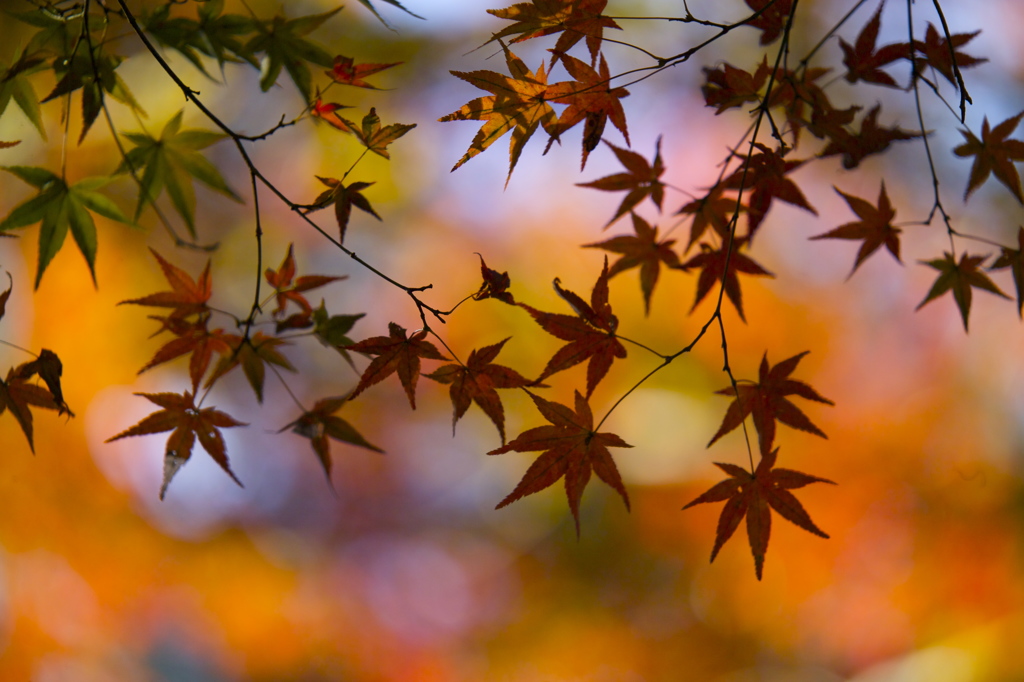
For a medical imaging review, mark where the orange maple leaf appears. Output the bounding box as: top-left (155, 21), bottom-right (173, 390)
top-left (345, 322), bottom-right (449, 408)
top-left (106, 391), bottom-right (246, 500)
top-left (120, 249), bottom-right (211, 318)
top-left (519, 257), bottom-right (626, 397)
top-left (708, 351), bottom-right (833, 456)
top-left (810, 182), bottom-right (902, 276)
top-left (489, 390), bottom-right (631, 535)
top-left (426, 338), bottom-right (532, 443)
top-left (584, 213), bottom-right (679, 315)
top-left (439, 45), bottom-right (559, 183)
top-left (577, 138), bottom-right (665, 227)
top-left (683, 448), bottom-right (834, 579)
top-left (337, 107), bottom-right (416, 159)
top-left (136, 316), bottom-right (232, 392)
top-left (264, 244), bottom-right (345, 317)
top-left (916, 251), bottom-right (1009, 331)
top-left (281, 396), bottom-right (382, 483)
top-left (310, 96), bottom-right (354, 133)
top-left (486, 0), bottom-right (620, 65)
top-left (953, 111), bottom-right (1024, 204)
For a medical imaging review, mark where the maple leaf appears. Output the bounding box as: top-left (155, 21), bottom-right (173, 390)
top-left (953, 112), bottom-right (1024, 204)
top-left (676, 188), bottom-right (743, 252)
top-left (13, 349), bottom-right (71, 417)
top-left (839, 3), bottom-right (913, 88)
top-left (356, 0), bottom-right (424, 26)
top-left (426, 338), bottom-right (532, 443)
top-left (310, 97), bottom-right (354, 133)
top-left (325, 55), bottom-right (403, 89)
top-left (0, 364), bottom-right (62, 453)
top-left (916, 252), bottom-right (1009, 331)
top-left (810, 182), bottom-right (901, 276)
top-left (489, 390), bottom-right (631, 535)
top-left (683, 448), bottom-right (834, 580)
top-left (577, 138), bottom-right (665, 227)
top-left (106, 391), bottom-right (245, 500)
top-left (136, 317), bottom-right (232, 393)
top-left (281, 396), bottom-right (382, 483)
top-left (769, 67), bottom-right (838, 144)
top-left (243, 7), bottom-right (340, 100)
top-left (707, 351), bottom-right (834, 456)
top-left (0, 166), bottom-right (132, 288)
top-left (119, 249), bottom-right (212, 320)
top-left (338, 108), bottom-right (416, 159)
top-left (486, 0), bottom-right (621, 65)
top-left (473, 254), bottom-right (515, 304)
top-left (584, 213), bottom-right (680, 314)
top-left (545, 54), bottom-right (629, 169)
top-left (820, 104), bottom-right (921, 170)
top-left (439, 45), bottom-right (559, 184)
top-left (142, 1), bottom-right (259, 77)
top-left (744, 0), bottom-right (793, 45)
top-left (308, 176), bottom-right (381, 245)
top-left (0, 274), bottom-right (10, 322)
top-left (677, 237), bottom-right (773, 322)
top-left (701, 58), bottom-right (769, 115)
top-left (311, 302), bottom-right (364, 368)
top-left (724, 144), bottom-right (815, 238)
top-left (914, 23), bottom-right (987, 87)
top-left (345, 322), bottom-right (449, 409)
top-left (0, 47), bottom-right (47, 139)
top-left (205, 332), bottom-right (296, 403)
top-left (264, 244), bottom-right (345, 317)
top-left (520, 258), bottom-right (626, 397)
top-left (118, 111), bottom-right (241, 237)
top-left (989, 226), bottom-right (1024, 317)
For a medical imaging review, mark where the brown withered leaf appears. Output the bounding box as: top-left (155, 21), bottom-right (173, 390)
top-left (309, 176), bottom-right (381, 244)
top-left (281, 396), bottom-right (382, 483)
top-left (0, 364), bottom-right (61, 453)
top-left (473, 254), bottom-right (515, 304)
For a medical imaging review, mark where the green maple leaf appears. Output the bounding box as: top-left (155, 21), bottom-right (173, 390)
top-left (243, 7), bottom-right (341, 101)
top-left (142, 0), bottom-right (259, 77)
top-left (0, 166), bottom-right (132, 288)
top-left (118, 111), bottom-right (241, 237)
top-left (0, 47), bottom-right (47, 139)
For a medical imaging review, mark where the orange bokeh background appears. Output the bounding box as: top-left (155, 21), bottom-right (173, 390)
top-left (1, 0), bottom-right (1023, 679)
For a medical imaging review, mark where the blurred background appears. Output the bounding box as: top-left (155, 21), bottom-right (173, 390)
top-left (1, 0), bottom-right (1024, 679)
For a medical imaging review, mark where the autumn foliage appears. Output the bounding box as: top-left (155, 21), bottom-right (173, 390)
top-left (1, 0), bottom-right (1021, 592)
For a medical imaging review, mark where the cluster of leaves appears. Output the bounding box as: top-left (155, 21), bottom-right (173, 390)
top-left (1, 0), bottom-right (1021, 582)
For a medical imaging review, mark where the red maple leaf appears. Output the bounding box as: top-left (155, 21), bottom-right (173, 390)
top-left (545, 53), bottom-right (629, 169)
top-left (137, 316), bottom-right (233, 392)
top-left (953, 111), bottom-right (1024, 204)
top-left (820, 104), bottom-right (921, 169)
top-left (989, 226), bottom-right (1024, 317)
top-left (914, 23), bottom-right (987, 87)
top-left (701, 58), bottom-right (769, 115)
top-left (577, 138), bottom-right (665, 227)
top-left (916, 251), bottom-right (1009, 331)
top-left (725, 144), bottom-right (816, 238)
top-left (473, 254), bottom-right (515, 305)
top-left (106, 391), bottom-right (246, 500)
top-left (120, 249), bottom-right (211, 318)
top-left (676, 188), bottom-right (744, 252)
top-left (520, 258), bottom-right (626, 397)
top-left (584, 213), bottom-right (680, 314)
top-left (345, 322), bottom-right (448, 408)
top-left (744, 0), bottom-right (792, 45)
top-left (489, 390), bottom-right (631, 534)
top-left (281, 396), bottom-right (382, 483)
top-left (0, 364), bottom-right (61, 453)
top-left (425, 338), bottom-right (532, 443)
top-left (677, 237), bottom-right (773, 322)
top-left (310, 96), bottom-right (353, 132)
top-left (308, 175), bottom-right (381, 244)
top-left (683, 448), bottom-right (834, 579)
top-left (264, 244), bottom-right (345, 317)
top-left (325, 55), bottom-right (401, 89)
top-left (839, 3), bottom-right (913, 87)
top-left (708, 351), bottom-right (833, 455)
top-left (810, 182), bottom-right (902, 276)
